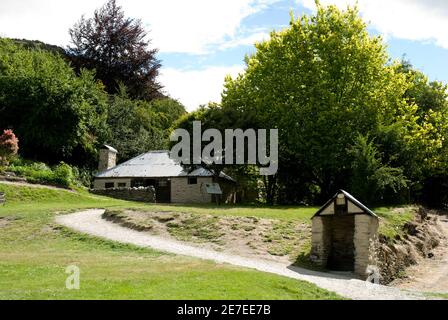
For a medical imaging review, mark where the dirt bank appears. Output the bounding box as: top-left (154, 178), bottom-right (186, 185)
top-left (378, 208), bottom-right (445, 284)
top-left (102, 209), bottom-right (312, 266)
top-left (390, 213), bottom-right (448, 293)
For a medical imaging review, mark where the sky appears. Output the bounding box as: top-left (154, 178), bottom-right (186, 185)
top-left (1, 0), bottom-right (448, 111)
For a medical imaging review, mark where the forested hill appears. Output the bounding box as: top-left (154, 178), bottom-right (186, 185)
top-left (9, 38), bottom-right (67, 57)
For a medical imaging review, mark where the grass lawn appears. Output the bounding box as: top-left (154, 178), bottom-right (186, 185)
top-left (0, 183), bottom-right (343, 300)
top-left (425, 292), bottom-right (448, 300)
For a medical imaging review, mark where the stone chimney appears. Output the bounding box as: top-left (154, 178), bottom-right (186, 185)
top-left (98, 145), bottom-right (118, 172)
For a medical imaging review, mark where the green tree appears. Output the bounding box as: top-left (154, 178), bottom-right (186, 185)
top-left (221, 3), bottom-right (426, 204)
top-left (149, 98), bottom-right (187, 131)
top-left (398, 59), bottom-right (448, 114)
top-left (106, 88), bottom-right (171, 162)
top-left (0, 38), bottom-right (108, 165)
top-left (349, 134), bottom-right (408, 205)
top-left (69, 0), bottom-right (162, 100)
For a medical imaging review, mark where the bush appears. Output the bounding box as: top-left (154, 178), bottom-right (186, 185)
top-left (0, 129), bottom-right (19, 165)
top-left (0, 38), bottom-right (108, 165)
top-left (349, 134), bottom-right (409, 205)
top-left (53, 162), bottom-right (75, 187)
top-left (7, 160), bottom-right (78, 188)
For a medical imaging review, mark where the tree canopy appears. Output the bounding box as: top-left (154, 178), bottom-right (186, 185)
top-left (172, 4), bottom-right (448, 206)
top-left (0, 38), bottom-right (109, 165)
top-left (69, 0), bottom-right (162, 100)
top-left (0, 38), bottom-right (186, 168)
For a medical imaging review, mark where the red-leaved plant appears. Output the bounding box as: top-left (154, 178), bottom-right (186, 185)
top-left (0, 129), bottom-right (19, 166)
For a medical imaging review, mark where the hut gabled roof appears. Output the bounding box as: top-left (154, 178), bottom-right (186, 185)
top-left (312, 190), bottom-right (378, 218)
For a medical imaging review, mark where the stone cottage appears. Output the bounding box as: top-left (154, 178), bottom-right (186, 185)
top-left (93, 145), bottom-right (236, 204)
top-left (310, 190), bottom-right (379, 279)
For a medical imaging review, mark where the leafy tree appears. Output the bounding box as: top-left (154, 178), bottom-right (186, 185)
top-left (0, 38), bottom-right (108, 165)
top-left (69, 0), bottom-right (162, 100)
top-left (106, 88), bottom-right (169, 162)
top-left (0, 129), bottom-right (19, 165)
top-left (149, 98), bottom-right (187, 131)
top-left (169, 105), bottom-right (226, 176)
top-left (349, 134), bottom-right (408, 205)
top-left (394, 60), bottom-right (448, 207)
top-left (220, 3), bottom-right (434, 204)
top-left (398, 59), bottom-right (448, 114)
top-left (170, 103), bottom-right (272, 203)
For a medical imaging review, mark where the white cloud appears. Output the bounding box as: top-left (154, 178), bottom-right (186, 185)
top-left (0, 0), bottom-right (278, 54)
top-left (0, 0), bottom-right (103, 47)
top-left (218, 31), bottom-right (269, 50)
top-left (160, 65), bottom-right (244, 111)
top-left (125, 0), bottom-right (279, 54)
top-left (298, 0), bottom-right (448, 49)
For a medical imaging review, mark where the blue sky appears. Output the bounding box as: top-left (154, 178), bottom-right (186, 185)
top-left (1, 0), bottom-right (448, 110)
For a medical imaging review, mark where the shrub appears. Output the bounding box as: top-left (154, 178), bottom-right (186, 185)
top-left (0, 129), bottom-right (19, 165)
top-left (53, 162), bottom-right (75, 187)
top-left (7, 160), bottom-right (77, 188)
top-left (349, 134), bottom-right (409, 205)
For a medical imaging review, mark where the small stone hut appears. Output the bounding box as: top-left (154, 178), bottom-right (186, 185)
top-left (310, 190), bottom-right (379, 279)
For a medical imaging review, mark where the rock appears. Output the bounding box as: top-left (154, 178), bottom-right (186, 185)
top-left (404, 221), bottom-right (419, 236)
top-left (418, 207), bottom-right (428, 221)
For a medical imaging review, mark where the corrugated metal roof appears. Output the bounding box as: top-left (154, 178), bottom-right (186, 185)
top-left (95, 151), bottom-right (234, 181)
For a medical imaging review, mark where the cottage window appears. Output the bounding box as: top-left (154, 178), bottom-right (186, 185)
top-left (117, 183), bottom-right (126, 188)
top-left (188, 177), bottom-right (198, 185)
top-left (105, 182), bottom-right (114, 189)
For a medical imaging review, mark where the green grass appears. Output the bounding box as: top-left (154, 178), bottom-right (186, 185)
top-left (424, 292), bottom-right (448, 300)
top-left (166, 215), bottom-right (224, 244)
top-left (0, 183), bottom-right (342, 300)
top-left (375, 207), bottom-right (416, 242)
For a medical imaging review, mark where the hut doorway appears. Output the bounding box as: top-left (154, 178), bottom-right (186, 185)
top-left (325, 215), bottom-right (355, 271)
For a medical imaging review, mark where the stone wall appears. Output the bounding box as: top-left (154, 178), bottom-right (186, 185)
top-left (311, 214), bottom-right (379, 279)
top-left (310, 216), bottom-right (331, 266)
top-left (93, 176), bottom-right (235, 204)
top-left (354, 215), bottom-right (379, 277)
top-left (170, 177), bottom-right (212, 203)
top-left (91, 188), bottom-right (155, 203)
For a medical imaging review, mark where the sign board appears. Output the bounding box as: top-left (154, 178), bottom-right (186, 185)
top-left (204, 183), bottom-right (222, 195)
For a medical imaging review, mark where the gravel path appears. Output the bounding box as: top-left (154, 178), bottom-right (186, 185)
top-left (56, 209), bottom-right (424, 300)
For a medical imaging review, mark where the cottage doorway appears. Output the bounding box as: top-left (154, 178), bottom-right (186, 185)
top-left (155, 179), bottom-right (171, 203)
top-left (326, 215), bottom-right (355, 271)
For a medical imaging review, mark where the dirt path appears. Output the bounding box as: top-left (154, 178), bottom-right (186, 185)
top-left (393, 215), bottom-right (448, 294)
top-left (56, 209), bottom-right (424, 300)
